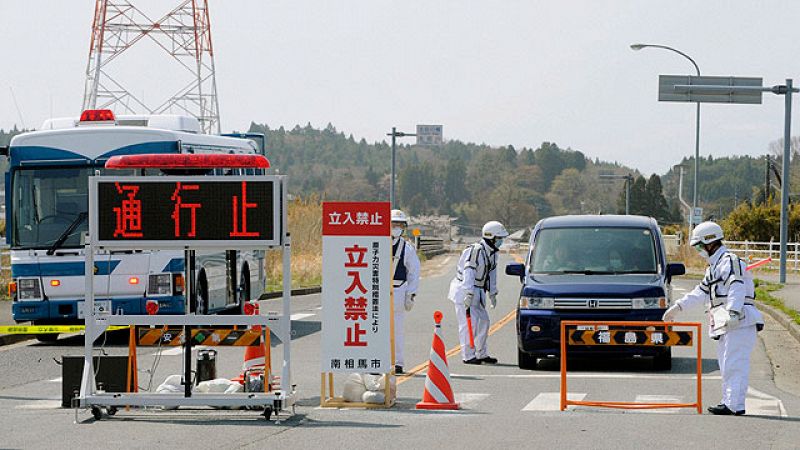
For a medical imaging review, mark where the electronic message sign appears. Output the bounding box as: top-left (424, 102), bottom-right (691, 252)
top-left (89, 176), bottom-right (283, 249)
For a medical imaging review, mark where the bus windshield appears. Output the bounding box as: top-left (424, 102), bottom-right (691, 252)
top-left (530, 227), bottom-right (659, 275)
top-left (12, 167), bottom-right (134, 249)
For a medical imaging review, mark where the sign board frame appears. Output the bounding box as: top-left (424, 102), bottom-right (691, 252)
top-left (319, 201), bottom-right (395, 408)
top-left (659, 75), bottom-right (763, 104)
top-left (88, 175), bottom-right (284, 250)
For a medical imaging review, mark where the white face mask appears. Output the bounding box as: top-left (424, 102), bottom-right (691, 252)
top-left (392, 227), bottom-right (404, 238)
top-left (694, 244), bottom-right (709, 260)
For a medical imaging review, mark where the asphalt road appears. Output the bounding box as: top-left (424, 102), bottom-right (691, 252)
top-left (0, 253), bottom-right (798, 449)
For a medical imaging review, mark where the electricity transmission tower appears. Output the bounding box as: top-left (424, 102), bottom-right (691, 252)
top-left (82, 0), bottom-right (221, 133)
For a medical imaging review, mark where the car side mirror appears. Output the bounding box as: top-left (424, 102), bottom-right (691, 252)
top-left (505, 263), bottom-right (525, 282)
top-left (666, 263), bottom-right (685, 283)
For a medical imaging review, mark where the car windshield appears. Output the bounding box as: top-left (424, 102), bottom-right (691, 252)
top-left (12, 167), bottom-right (134, 249)
top-left (530, 226), bottom-right (659, 274)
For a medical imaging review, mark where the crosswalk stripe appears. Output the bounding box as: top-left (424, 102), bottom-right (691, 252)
top-left (290, 313), bottom-right (315, 321)
top-left (518, 390), bottom-right (787, 416)
top-left (15, 400), bottom-right (62, 410)
top-left (632, 395), bottom-right (683, 413)
top-left (454, 393), bottom-right (490, 409)
top-left (746, 387), bottom-right (787, 417)
top-left (522, 392), bottom-right (587, 411)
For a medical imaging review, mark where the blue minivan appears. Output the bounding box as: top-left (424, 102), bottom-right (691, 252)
top-left (505, 215), bottom-right (685, 370)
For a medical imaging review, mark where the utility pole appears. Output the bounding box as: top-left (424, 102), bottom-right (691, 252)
top-left (386, 128), bottom-right (416, 209)
top-left (83, 0), bottom-right (221, 133)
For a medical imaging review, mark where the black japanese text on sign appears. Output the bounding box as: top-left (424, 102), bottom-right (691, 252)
top-left (92, 176), bottom-right (281, 248)
top-left (567, 328), bottom-right (693, 346)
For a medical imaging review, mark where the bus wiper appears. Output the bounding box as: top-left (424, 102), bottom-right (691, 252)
top-left (46, 212), bottom-right (88, 255)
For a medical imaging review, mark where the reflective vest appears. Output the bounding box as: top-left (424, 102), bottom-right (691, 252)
top-left (455, 241), bottom-right (496, 290)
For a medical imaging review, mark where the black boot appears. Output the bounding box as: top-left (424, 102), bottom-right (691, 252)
top-left (479, 356), bottom-right (498, 364)
top-left (707, 404), bottom-right (745, 416)
top-left (463, 358), bottom-right (482, 365)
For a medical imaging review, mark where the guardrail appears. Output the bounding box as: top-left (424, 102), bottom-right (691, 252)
top-left (725, 239), bottom-right (800, 271)
top-left (415, 236), bottom-right (446, 258)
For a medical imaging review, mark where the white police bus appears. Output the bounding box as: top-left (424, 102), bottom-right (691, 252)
top-left (3, 110), bottom-right (267, 340)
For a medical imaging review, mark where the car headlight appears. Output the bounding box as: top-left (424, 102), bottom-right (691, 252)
top-left (147, 274), bottom-right (172, 295)
top-left (632, 297), bottom-right (667, 309)
top-left (17, 278), bottom-right (42, 300)
top-left (519, 296), bottom-right (555, 309)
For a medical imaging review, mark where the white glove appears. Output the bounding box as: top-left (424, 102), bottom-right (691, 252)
top-left (662, 303), bottom-right (682, 322)
top-left (727, 310), bottom-right (742, 330)
top-left (489, 293), bottom-right (497, 309)
top-left (464, 291), bottom-right (474, 308)
top-left (404, 293), bottom-right (415, 312)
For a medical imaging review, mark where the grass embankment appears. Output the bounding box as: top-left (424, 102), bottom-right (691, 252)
top-left (754, 279), bottom-right (800, 326)
top-left (265, 196), bottom-right (322, 291)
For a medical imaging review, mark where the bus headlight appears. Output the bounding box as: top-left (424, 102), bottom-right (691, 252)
top-left (17, 278), bottom-right (42, 300)
top-left (632, 297), bottom-right (667, 309)
top-left (520, 296), bottom-right (554, 309)
top-left (147, 274), bottom-right (172, 295)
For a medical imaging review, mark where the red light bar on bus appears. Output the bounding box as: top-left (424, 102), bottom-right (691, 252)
top-left (105, 153), bottom-right (271, 169)
top-left (80, 109), bottom-right (116, 122)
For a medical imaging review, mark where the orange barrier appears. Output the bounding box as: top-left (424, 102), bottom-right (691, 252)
top-left (559, 320), bottom-right (703, 414)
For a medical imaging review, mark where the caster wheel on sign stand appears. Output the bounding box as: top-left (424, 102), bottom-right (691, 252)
top-left (107, 406), bottom-right (117, 416)
top-left (91, 406), bottom-right (103, 421)
top-left (263, 406), bottom-right (273, 422)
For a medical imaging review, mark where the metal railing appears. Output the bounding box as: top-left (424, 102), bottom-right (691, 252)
top-left (415, 236), bottom-right (446, 258)
top-left (725, 239), bottom-right (800, 271)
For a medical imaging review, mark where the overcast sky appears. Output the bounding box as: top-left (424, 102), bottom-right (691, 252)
top-left (2, 1), bottom-right (800, 174)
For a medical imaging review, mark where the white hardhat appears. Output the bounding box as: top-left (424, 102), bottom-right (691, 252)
top-left (391, 209), bottom-right (409, 224)
top-left (482, 221), bottom-right (509, 239)
top-left (690, 221), bottom-right (724, 246)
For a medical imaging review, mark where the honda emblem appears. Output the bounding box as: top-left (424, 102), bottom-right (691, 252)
top-left (588, 299), bottom-right (599, 308)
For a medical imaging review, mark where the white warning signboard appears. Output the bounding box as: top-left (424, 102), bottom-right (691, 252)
top-left (320, 202), bottom-right (393, 373)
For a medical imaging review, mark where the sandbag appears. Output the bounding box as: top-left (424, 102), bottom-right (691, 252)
top-left (342, 373), bottom-right (367, 402)
top-left (195, 378), bottom-right (243, 394)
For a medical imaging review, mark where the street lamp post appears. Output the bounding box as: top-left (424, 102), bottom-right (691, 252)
top-left (387, 127), bottom-right (416, 209)
top-left (631, 43), bottom-right (701, 231)
top-left (598, 173), bottom-right (633, 214)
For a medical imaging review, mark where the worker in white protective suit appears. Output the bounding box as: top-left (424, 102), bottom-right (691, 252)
top-left (390, 209), bottom-right (420, 374)
top-left (448, 221), bottom-right (508, 365)
top-left (662, 221), bottom-right (764, 416)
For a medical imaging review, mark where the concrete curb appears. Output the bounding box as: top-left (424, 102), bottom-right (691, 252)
top-left (260, 286), bottom-right (321, 300)
top-left (757, 300), bottom-right (800, 344)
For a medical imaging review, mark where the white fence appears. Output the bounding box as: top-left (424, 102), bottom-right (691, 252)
top-left (725, 240), bottom-right (800, 271)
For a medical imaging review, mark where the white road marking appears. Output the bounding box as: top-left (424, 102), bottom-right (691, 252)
top-left (672, 288), bottom-right (688, 293)
top-left (16, 400), bottom-right (62, 410)
top-left (48, 377), bottom-right (62, 383)
top-left (453, 393), bottom-right (490, 409)
top-left (290, 313), bottom-right (315, 321)
top-left (632, 395), bottom-right (683, 413)
top-left (450, 373), bottom-right (721, 381)
top-left (522, 392), bottom-right (587, 411)
top-left (746, 387), bottom-right (787, 417)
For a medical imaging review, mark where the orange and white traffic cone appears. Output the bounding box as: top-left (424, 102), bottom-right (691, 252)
top-left (232, 301), bottom-right (266, 385)
top-left (416, 310), bottom-right (459, 410)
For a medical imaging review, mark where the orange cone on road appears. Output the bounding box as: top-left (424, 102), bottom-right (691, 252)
top-left (416, 310), bottom-right (459, 410)
top-left (232, 301), bottom-right (267, 385)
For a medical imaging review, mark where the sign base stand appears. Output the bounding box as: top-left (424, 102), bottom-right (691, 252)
top-left (319, 372), bottom-right (396, 409)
